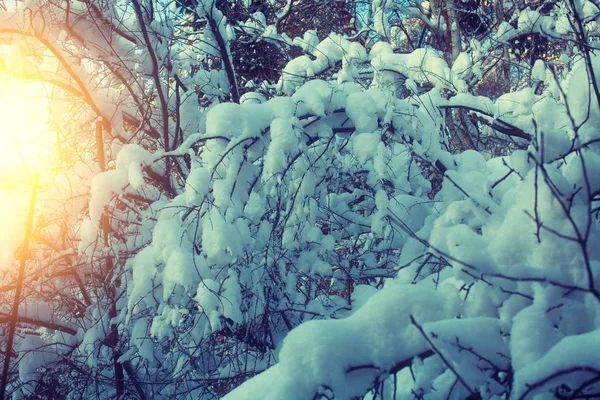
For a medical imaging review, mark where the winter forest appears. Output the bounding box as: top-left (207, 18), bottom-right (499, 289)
top-left (0, 0), bottom-right (599, 398)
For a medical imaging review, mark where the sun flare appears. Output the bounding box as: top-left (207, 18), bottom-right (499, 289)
top-left (0, 80), bottom-right (57, 190)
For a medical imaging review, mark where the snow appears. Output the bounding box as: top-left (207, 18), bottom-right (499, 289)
top-left (372, 0), bottom-right (390, 37)
top-left (371, 47), bottom-right (460, 92)
top-left (205, 102), bottom-right (263, 139)
top-left (293, 29), bottom-right (319, 53)
top-left (518, 9), bottom-right (542, 32)
top-left (352, 132), bottom-right (381, 163)
top-left (264, 117), bottom-right (300, 176)
top-left (513, 328), bottom-right (600, 399)
top-left (532, 60), bottom-right (546, 81)
top-left (346, 92), bottom-right (379, 133)
top-left (131, 317), bottom-right (154, 361)
top-left (224, 283), bottom-right (459, 400)
top-left (201, 208), bottom-right (243, 263)
top-left (244, 191), bottom-right (266, 223)
top-left (17, 336), bottom-right (59, 394)
top-left (89, 170), bottom-right (128, 224)
top-left (185, 166), bottom-right (210, 206)
top-left (116, 144), bottom-right (154, 190)
top-left (424, 317), bottom-right (510, 392)
top-left (279, 35), bottom-right (368, 94)
top-left (128, 246), bottom-right (159, 311)
top-left (510, 304), bottom-right (561, 371)
top-left (5, 0), bottom-right (600, 398)
top-left (292, 80), bottom-right (335, 116)
top-left (452, 52), bottom-right (472, 80)
top-left (566, 54), bottom-right (600, 143)
top-left (194, 278), bottom-right (224, 330)
top-left (494, 22), bottom-right (518, 43)
top-left (163, 247), bottom-right (199, 294)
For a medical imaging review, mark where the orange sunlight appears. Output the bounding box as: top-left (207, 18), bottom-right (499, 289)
top-left (0, 80), bottom-right (56, 268)
top-left (0, 80), bottom-right (56, 192)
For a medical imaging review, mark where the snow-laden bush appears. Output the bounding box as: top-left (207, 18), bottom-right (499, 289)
top-left (122, 42), bottom-right (600, 400)
top-left (218, 56), bottom-right (600, 400)
top-left (2, 0), bottom-right (600, 399)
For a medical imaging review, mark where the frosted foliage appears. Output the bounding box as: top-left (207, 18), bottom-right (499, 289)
top-left (371, 48), bottom-right (455, 89)
top-left (452, 52), bottom-right (472, 79)
top-left (224, 283), bottom-right (459, 400)
top-left (205, 103), bottom-right (262, 139)
top-left (163, 247), bottom-right (198, 292)
top-left (117, 64), bottom-right (462, 397)
top-left (128, 247), bottom-right (158, 311)
top-left (567, 57), bottom-right (600, 142)
top-left (279, 35), bottom-right (368, 94)
top-left (5, 0), bottom-right (600, 398)
top-left (216, 36), bottom-right (600, 400)
top-left (353, 132), bottom-right (381, 163)
top-left (346, 92), bottom-right (379, 133)
top-left (89, 170), bottom-right (128, 224)
top-left (185, 166), bottom-right (210, 206)
top-left (423, 317), bottom-right (509, 395)
top-left (532, 60), bottom-right (546, 81)
top-left (372, 0), bottom-right (390, 37)
top-left (293, 30), bottom-right (319, 53)
top-left (202, 210), bottom-right (250, 263)
top-left (17, 336), bottom-right (58, 393)
top-left (264, 117), bottom-right (300, 176)
top-left (195, 279), bottom-right (223, 330)
top-left (131, 318), bottom-right (154, 361)
top-left (116, 144), bottom-right (153, 190)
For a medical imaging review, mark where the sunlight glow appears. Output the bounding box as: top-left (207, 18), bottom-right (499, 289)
top-left (0, 80), bottom-right (57, 190)
top-left (0, 80), bottom-right (55, 268)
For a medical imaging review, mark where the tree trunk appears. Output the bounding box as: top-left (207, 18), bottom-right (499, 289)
top-left (0, 175), bottom-right (38, 400)
top-left (445, 0), bottom-right (462, 60)
top-left (97, 121), bottom-right (125, 399)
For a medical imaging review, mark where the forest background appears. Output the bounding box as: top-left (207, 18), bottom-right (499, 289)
top-left (0, 0), bottom-right (599, 399)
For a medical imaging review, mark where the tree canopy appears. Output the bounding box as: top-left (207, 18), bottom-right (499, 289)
top-left (0, 0), bottom-right (600, 399)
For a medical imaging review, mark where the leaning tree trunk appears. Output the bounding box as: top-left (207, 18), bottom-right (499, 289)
top-left (0, 175), bottom-right (39, 400)
top-left (96, 121), bottom-right (125, 399)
